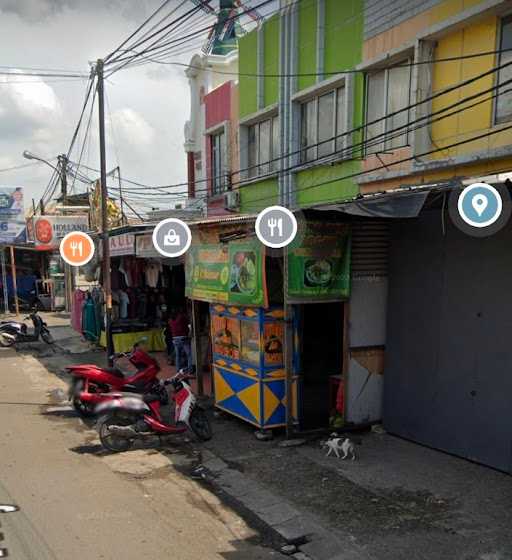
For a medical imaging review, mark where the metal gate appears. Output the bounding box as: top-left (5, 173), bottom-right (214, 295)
top-left (384, 210), bottom-right (512, 472)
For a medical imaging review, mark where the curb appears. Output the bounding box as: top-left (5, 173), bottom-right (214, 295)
top-left (199, 449), bottom-right (367, 560)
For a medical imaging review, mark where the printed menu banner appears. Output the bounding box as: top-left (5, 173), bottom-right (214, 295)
top-left (186, 240), bottom-right (266, 306)
top-left (0, 187), bottom-right (25, 243)
top-left (287, 223), bottom-right (351, 303)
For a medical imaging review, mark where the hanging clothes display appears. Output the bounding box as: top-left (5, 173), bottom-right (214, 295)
top-left (145, 260), bottom-right (162, 288)
top-left (71, 289), bottom-right (86, 333)
top-left (82, 295), bottom-right (99, 341)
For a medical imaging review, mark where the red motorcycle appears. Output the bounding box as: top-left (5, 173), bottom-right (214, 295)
top-left (66, 341), bottom-right (160, 417)
top-left (95, 371), bottom-right (212, 452)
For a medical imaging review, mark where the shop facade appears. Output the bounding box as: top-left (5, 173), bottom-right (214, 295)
top-left (187, 215), bottom-right (355, 431)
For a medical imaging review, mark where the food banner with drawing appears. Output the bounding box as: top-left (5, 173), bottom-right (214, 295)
top-left (185, 240), bottom-right (266, 306)
top-left (286, 223), bottom-right (351, 302)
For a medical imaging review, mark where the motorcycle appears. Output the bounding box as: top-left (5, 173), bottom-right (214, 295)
top-left (95, 370), bottom-right (212, 452)
top-left (66, 340), bottom-right (160, 418)
top-left (0, 308), bottom-right (54, 347)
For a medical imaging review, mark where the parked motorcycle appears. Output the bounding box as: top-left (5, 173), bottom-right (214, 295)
top-left (66, 340), bottom-right (160, 417)
top-left (0, 308), bottom-right (54, 347)
top-left (95, 370), bottom-right (212, 452)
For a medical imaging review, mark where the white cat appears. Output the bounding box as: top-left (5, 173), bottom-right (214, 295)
top-left (322, 434), bottom-right (357, 460)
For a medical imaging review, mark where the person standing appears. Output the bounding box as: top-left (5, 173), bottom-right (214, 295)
top-left (167, 307), bottom-right (192, 373)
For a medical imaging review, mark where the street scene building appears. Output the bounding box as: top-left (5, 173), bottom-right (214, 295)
top-left (1, 1), bottom-right (512, 559)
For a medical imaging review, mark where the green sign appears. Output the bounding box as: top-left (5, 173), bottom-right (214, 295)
top-left (186, 240), bottom-right (266, 306)
top-left (287, 223), bottom-right (351, 302)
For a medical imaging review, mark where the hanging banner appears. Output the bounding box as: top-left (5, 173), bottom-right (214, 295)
top-left (286, 223), bottom-right (351, 303)
top-left (186, 240), bottom-right (266, 306)
top-left (0, 187), bottom-right (25, 243)
top-left (32, 215), bottom-right (89, 249)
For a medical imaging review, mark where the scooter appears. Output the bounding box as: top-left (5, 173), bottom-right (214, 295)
top-left (66, 340), bottom-right (160, 417)
top-left (95, 370), bottom-right (212, 453)
top-left (0, 308), bottom-right (54, 347)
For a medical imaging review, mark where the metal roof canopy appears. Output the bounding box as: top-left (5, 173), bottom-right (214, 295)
top-left (312, 181), bottom-right (457, 219)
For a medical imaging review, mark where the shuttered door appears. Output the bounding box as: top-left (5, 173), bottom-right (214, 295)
top-left (350, 220), bottom-right (390, 278)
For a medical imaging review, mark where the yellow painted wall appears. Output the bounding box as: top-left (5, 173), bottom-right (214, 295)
top-left (430, 15), bottom-right (512, 160)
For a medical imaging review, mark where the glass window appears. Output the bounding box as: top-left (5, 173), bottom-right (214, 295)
top-left (259, 119), bottom-right (271, 175)
top-left (336, 87), bottom-right (346, 152)
top-left (211, 131), bottom-right (227, 194)
top-left (386, 65), bottom-right (411, 149)
top-left (496, 17), bottom-right (512, 123)
top-left (300, 87), bottom-right (346, 163)
top-left (366, 71), bottom-right (386, 154)
top-left (318, 91), bottom-right (335, 158)
top-left (365, 60), bottom-right (411, 155)
top-left (245, 117), bottom-right (279, 179)
top-left (248, 124), bottom-right (257, 178)
top-left (271, 115), bottom-right (280, 171)
top-left (240, 320), bottom-right (260, 365)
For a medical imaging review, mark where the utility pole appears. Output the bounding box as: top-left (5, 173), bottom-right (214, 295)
top-left (96, 59), bottom-right (114, 365)
top-left (58, 154), bottom-right (68, 204)
top-left (59, 154), bottom-right (73, 311)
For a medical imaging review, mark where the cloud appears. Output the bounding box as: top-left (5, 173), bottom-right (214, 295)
top-left (109, 108), bottom-right (155, 153)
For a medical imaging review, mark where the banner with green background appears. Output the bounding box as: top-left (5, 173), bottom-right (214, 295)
top-left (186, 240), bottom-right (266, 306)
top-left (287, 223), bottom-right (351, 303)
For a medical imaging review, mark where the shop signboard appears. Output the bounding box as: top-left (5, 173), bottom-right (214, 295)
top-left (286, 223), bottom-right (351, 303)
top-left (109, 233), bottom-right (135, 256)
top-left (32, 215), bottom-right (89, 249)
top-left (186, 240), bottom-right (266, 306)
top-left (136, 233), bottom-right (159, 258)
top-left (0, 186), bottom-right (25, 243)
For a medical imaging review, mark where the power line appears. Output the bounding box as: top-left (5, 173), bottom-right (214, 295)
top-left (105, 0), bottom-right (276, 74)
top-left (154, 46), bottom-right (512, 77)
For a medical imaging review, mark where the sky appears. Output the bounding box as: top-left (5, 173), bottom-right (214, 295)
top-left (0, 0), bottom-right (202, 214)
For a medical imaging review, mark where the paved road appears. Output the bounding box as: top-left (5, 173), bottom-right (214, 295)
top-left (0, 348), bottom-right (282, 560)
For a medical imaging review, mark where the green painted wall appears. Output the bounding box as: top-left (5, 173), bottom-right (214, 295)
top-left (264, 15), bottom-right (280, 107)
top-left (324, 0), bottom-right (363, 74)
top-left (297, 0), bottom-right (317, 92)
top-left (294, 0), bottom-right (365, 207)
top-left (240, 178), bottom-right (279, 213)
top-left (296, 161), bottom-right (359, 207)
top-left (239, 31), bottom-right (258, 118)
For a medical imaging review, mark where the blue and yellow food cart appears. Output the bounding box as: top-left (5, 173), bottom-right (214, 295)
top-left (211, 304), bottom-right (298, 429)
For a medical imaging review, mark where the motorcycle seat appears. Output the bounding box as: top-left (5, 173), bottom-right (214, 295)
top-left (143, 393), bottom-right (160, 404)
top-left (104, 367), bottom-right (124, 379)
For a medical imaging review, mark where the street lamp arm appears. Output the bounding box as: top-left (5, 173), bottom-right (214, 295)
top-left (22, 151), bottom-right (60, 174)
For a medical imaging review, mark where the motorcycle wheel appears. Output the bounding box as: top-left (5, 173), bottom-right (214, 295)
top-left (0, 332), bottom-right (15, 347)
top-left (71, 380), bottom-right (96, 418)
top-left (41, 329), bottom-right (54, 344)
top-left (189, 408), bottom-right (212, 441)
top-left (97, 413), bottom-right (135, 453)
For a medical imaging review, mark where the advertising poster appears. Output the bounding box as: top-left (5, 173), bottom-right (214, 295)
top-left (287, 223), bottom-right (351, 302)
top-left (227, 240), bottom-right (266, 307)
top-left (185, 244), bottom-right (230, 303)
top-left (263, 322), bottom-right (284, 366)
top-left (0, 187), bottom-right (25, 244)
top-left (186, 240), bottom-right (267, 306)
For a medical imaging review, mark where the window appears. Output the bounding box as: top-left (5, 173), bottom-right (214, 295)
top-left (211, 131), bottom-right (227, 195)
top-left (300, 87), bottom-right (346, 163)
top-left (365, 60), bottom-right (412, 154)
top-left (247, 116), bottom-right (280, 178)
top-left (496, 17), bottom-right (512, 123)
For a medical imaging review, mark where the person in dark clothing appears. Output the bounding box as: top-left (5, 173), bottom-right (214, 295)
top-left (167, 308), bottom-right (192, 372)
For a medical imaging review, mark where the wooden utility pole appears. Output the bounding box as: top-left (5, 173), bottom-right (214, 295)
top-left (58, 154), bottom-right (68, 204)
top-left (9, 246), bottom-right (19, 316)
top-left (96, 59), bottom-right (114, 365)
